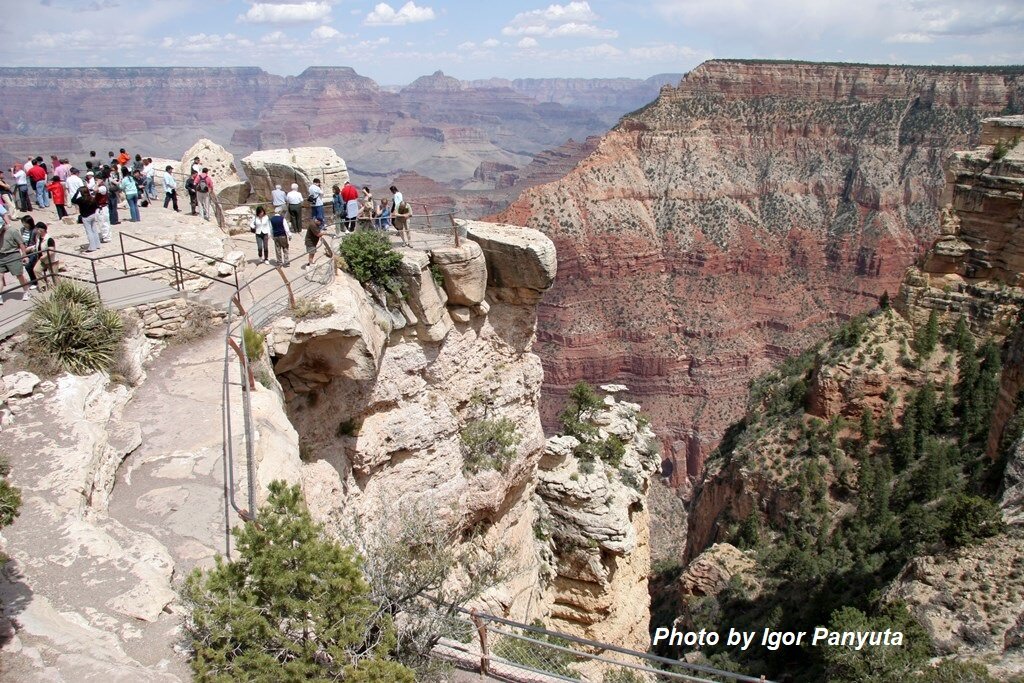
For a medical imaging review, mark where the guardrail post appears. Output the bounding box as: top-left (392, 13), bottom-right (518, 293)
top-left (119, 233), bottom-right (127, 273)
top-left (470, 609), bottom-right (489, 676)
top-left (90, 259), bottom-right (101, 304)
top-left (276, 266), bottom-right (296, 308)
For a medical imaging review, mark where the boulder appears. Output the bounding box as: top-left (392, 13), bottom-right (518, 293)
top-left (431, 241), bottom-right (487, 306)
top-left (678, 543), bottom-right (757, 598)
top-left (2, 371), bottom-right (40, 399)
top-left (241, 147), bottom-right (349, 203)
top-left (180, 139), bottom-right (244, 205)
top-left (463, 220), bottom-right (556, 304)
top-left (217, 250), bottom-right (245, 277)
top-left (399, 252), bottom-right (452, 341)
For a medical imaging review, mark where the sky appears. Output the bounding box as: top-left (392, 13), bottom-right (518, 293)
top-left (3, 0), bottom-right (1024, 84)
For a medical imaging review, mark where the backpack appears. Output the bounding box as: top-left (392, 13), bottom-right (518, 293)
top-left (197, 176), bottom-right (209, 193)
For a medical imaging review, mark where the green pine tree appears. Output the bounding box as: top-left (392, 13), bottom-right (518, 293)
top-left (182, 481), bottom-right (414, 682)
top-left (949, 316), bottom-right (972, 353)
top-left (914, 310), bottom-right (940, 359)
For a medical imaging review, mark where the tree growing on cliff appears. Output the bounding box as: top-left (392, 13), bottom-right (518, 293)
top-left (182, 481), bottom-right (413, 682)
top-left (914, 310), bottom-right (940, 359)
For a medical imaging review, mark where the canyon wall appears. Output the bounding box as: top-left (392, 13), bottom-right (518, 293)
top-left (257, 220), bottom-right (656, 652)
top-left (497, 60), bottom-right (1024, 488)
top-left (0, 66), bottom-right (658, 191)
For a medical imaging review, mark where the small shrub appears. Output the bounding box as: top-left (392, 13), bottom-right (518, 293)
top-left (429, 263), bottom-right (445, 287)
top-left (940, 494), bottom-right (1004, 548)
top-left (991, 136), bottom-right (1018, 161)
top-left (0, 478), bottom-right (21, 528)
top-left (28, 281), bottom-right (125, 374)
top-left (241, 325), bottom-right (265, 361)
top-left (336, 418), bottom-right (361, 437)
top-left (291, 297), bottom-right (336, 320)
top-left (339, 231), bottom-right (403, 288)
top-left (460, 417), bottom-right (521, 474)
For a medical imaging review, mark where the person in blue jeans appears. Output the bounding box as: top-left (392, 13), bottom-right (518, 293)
top-left (308, 179), bottom-right (324, 224)
top-left (120, 172), bottom-right (140, 222)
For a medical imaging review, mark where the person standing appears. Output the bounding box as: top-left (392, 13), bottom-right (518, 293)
top-left (342, 181), bottom-right (359, 232)
top-left (116, 148), bottom-right (129, 166)
top-left (28, 159), bottom-right (48, 209)
top-left (72, 186), bottom-right (101, 252)
top-left (162, 165), bottom-right (179, 211)
top-left (285, 183), bottom-right (303, 234)
top-left (142, 158), bottom-right (156, 200)
top-left (94, 185), bottom-right (112, 242)
top-left (119, 171), bottom-right (140, 222)
top-left (25, 222), bottom-right (55, 290)
top-left (389, 184), bottom-right (403, 213)
top-left (185, 171), bottom-right (198, 215)
top-left (105, 173), bottom-right (121, 225)
top-left (271, 184), bottom-right (286, 214)
top-left (394, 198), bottom-right (412, 246)
top-left (46, 175), bottom-right (67, 219)
top-left (270, 206), bottom-right (290, 267)
top-left (308, 178), bottom-right (325, 224)
top-left (250, 205), bottom-right (271, 264)
top-left (13, 165), bottom-right (30, 212)
top-left (331, 184), bottom-right (343, 235)
top-left (195, 167), bottom-right (214, 221)
top-left (65, 167), bottom-right (85, 204)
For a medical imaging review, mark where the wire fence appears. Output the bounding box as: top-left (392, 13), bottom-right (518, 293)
top-left (430, 602), bottom-right (774, 683)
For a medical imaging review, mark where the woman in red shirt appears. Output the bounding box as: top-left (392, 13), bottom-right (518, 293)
top-left (45, 176), bottom-right (66, 219)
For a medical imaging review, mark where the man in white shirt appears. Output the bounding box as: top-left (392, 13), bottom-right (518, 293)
top-left (308, 179), bottom-right (324, 224)
top-left (389, 184), bottom-right (403, 212)
top-left (271, 184), bottom-right (286, 214)
top-left (65, 168), bottom-right (85, 204)
top-left (285, 183), bottom-right (303, 234)
top-left (163, 165), bottom-right (179, 212)
top-left (142, 159), bottom-right (156, 200)
top-left (12, 167), bottom-right (30, 211)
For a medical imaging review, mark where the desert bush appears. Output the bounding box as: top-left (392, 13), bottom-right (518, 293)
top-left (28, 281), bottom-right (124, 374)
top-left (339, 231), bottom-right (403, 288)
top-left (460, 417), bottom-right (521, 474)
top-left (291, 297), bottom-right (336, 320)
top-left (241, 325), bottom-right (265, 361)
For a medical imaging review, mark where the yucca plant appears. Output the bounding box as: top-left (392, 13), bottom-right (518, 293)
top-left (28, 281), bottom-right (124, 374)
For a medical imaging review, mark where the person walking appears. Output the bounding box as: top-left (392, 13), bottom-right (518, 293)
top-left (303, 217), bottom-right (325, 269)
top-left (195, 167), bottom-right (214, 221)
top-left (308, 178), bottom-right (324, 224)
top-left (270, 206), bottom-right (290, 267)
top-left (162, 165), bottom-right (179, 211)
top-left (120, 171), bottom-right (141, 222)
top-left (72, 186), bottom-right (101, 252)
top-left (285, 183), bottom-right (303, 234)
top-left (250, 205), bottom-right (271, 264)
top-left (25, 222), bottom-right (55, 290)
top-left (0, 218), bottom-right (33, 303)
top-left (394, 198), bottom-right (412, 246)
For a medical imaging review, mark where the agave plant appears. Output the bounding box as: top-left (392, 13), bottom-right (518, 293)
top-left (28, 281), bottom-right (125, 374)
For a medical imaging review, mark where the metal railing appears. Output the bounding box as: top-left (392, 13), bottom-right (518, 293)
top-left (428, 598), bottom-right (774, 683)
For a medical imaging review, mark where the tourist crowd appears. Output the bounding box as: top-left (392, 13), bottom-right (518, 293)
top-left (0, 147), bottom-right (413, 300)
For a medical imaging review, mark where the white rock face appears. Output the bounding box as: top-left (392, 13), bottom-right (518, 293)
top-left (2, 371), bottom-right (40, 399)
top-left (180, 139), bottom-right (246, 205)
top-left (431, 241), bottom-right (487, 306)
top-left (241, 147), bottom-right (349, 201)
top-left (463, 220), bottom-right (556, 304)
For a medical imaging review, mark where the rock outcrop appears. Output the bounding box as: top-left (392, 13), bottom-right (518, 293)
top-left (180, 138), bottom-right (247, 205)
top-left (240, 147), bottom-right (349, 200)
top-left (496, 60), bottom-right (1024, 488)
top-left (535, 392), bottom-right (659, 650)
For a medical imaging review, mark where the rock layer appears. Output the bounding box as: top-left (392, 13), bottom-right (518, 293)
top-left (497, 60), bottom-right (1024, 487)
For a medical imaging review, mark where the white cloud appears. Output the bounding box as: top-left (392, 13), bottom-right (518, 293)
top-left (162, 32), bottom-right (255, 53)
top-left (263, 30), bottom-right (287, 41)
top-left (238, 2), bottom-right (331, 24)
top-left (886, 32), bottom-right (933, 44)
top-left (502, 1), bottom-right (615, 39)
top-left (458, 40), bottom-right (475, 49)
top-left (517, 37), bottom-right (539, 49)
top-left (481, 37), bottom-right (500, 48)
top-left (653, 0), bottom-right (1024, 46)
top-left (311, 25), bottom-right (341, 40)
top-left (364, 2), bottom-right (435, 26)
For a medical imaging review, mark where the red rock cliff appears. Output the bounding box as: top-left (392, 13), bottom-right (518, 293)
top-left (496, 59), bottom-right (1024, 488)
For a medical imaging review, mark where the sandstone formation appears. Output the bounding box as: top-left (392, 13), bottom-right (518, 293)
top-left (240, 147), bottom-right (349, 202)
top-left (535, 394), bottom-right (659, 650)
top-left (496, 60), bottom-right (1024, 488)
top-left (462, 220), bottom-right (557, 305)
top-left (180, 138), bottom-right (247, 205)
top-left (676, 542), bottom-right (757, 599)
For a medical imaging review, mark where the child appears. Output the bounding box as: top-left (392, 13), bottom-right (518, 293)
top-left (46, 175), bottom-right (67, 219)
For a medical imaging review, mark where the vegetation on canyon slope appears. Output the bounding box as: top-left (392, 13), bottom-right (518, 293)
top-left (657, 304), bottom-right (1019, 682)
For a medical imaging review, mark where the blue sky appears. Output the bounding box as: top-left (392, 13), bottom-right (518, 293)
top-left (5, 1), bottom-right (1024, 83)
